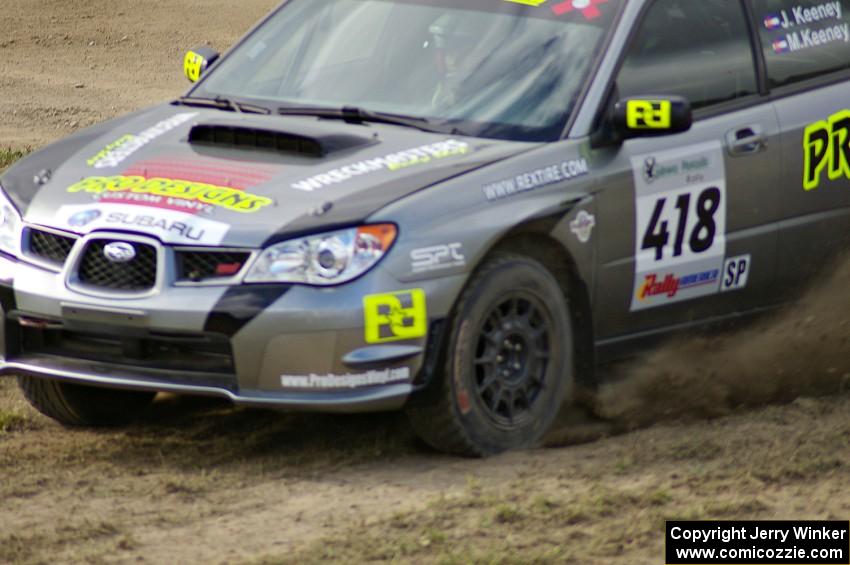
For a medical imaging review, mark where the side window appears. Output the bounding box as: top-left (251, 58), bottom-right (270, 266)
top-left (752, 0), bottom-right (850, 87)
top-left (617, 0), bottom-right (758, 110)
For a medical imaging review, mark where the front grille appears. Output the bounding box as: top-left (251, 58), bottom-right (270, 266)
top-left (28, 229), bottom-right (76, 266)
top-left (77, 240), bottom-right (157, 291)
top-left (177, 250), bottom-right (251, 282)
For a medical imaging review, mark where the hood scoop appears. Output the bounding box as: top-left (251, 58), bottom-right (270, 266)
top-left (188, 120), bottom-right (377, 158)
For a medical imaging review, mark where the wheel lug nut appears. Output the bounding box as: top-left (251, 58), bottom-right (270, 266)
top-left (496, 355), bottom-right (505, 363)
top-left (503, 340), bottom-right (512, 348)
top-left (515, 344), bottom-right (522, 352)
top-left (502, 370), bottom-right (510, 377)
top-left (513, 363), bottom-right (521, 370)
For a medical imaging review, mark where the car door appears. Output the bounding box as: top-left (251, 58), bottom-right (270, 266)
top-left (749, 0), bottom-right (850, 300)
top-left (591, 0), bottom-right (783, 359)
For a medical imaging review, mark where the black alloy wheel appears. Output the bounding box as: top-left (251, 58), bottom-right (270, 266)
top-left (472, 293), bottom-right (552, 429)
top-left (407, 253), bottom-right (574, 456)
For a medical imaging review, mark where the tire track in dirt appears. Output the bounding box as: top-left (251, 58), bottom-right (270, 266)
top-left (2, 387), bottom-right (846, 564)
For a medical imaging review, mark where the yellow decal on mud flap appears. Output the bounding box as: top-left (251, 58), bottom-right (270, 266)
top-left (804, 109), bottom-right (850, 191)
top-left (67, 176), bottom-right (273, 213)
top-left (363, 289), bottom-right (428, 344)
top-left (626, 100), bottom-right (672, 130)
top-left (184, 51), bottom-right (207, 83)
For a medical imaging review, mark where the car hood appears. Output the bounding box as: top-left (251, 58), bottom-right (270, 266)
top-left (3, 105), bottom-right (532, 248)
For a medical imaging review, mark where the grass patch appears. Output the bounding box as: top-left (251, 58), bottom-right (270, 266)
top-left (253, 483), bottom-right (682, 564)
top-left (0, 147), bottom-right (29, 173)
top-left (0, 519), bottom-right (128, 564)
top-left (0, 410), bottom-right (28, 433)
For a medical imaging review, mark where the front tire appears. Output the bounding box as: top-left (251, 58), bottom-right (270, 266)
top-left (17, 376), bottom-right (156, 427)
top-left (408, 254), bottom-right (574, 456)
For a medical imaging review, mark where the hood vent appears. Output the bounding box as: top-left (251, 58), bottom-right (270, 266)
top-left (188, 122), bottom-right (375, 158)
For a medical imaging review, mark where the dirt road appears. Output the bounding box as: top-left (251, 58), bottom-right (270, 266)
top-left (0, 0), bottom-right (276, 150)
top-left (1, 2), bottom-right (848, 564)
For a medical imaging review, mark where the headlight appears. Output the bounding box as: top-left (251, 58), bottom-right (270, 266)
top-left (245, 224), bottom-right (397, 285)
top-left (0, 185), bottom-right (22, 257)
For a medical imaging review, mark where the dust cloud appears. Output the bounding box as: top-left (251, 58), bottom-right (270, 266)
top-left (546, 256), bottom-right (850, 447)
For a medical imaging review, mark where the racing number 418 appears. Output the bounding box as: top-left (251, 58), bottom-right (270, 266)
top-left (641, 187), bottom-right (721, 261)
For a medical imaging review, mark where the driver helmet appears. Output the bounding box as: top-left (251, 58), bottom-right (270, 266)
top-left (428, 13), bottom-right (485, 77)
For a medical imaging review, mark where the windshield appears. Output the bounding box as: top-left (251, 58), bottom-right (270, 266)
top-left (193, 0), bottom-right (622, 142)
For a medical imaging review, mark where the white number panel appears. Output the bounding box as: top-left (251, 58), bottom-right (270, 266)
top-left (631, 141), bottom-right (726, 311)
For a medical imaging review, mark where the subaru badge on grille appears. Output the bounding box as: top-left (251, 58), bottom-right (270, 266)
top-left (103, 242), bottom-right (137, 263)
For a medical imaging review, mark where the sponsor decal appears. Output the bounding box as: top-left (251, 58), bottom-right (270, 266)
top-left (772, 23), bottom-right (850, 54)
top-left (643, 154), bottom-right (709, 185)
top-left (569, 210), bottom-right (596, 243)
top-left (281, 367), bottom-right (411, 390)
top-left (551, 0), bottom-right (609, 19)
top-left (482, 159), bottom-right (589, 202)
top-left (636, 260), bottom-right (749, 301)
top-left (636, 270), bottom-right (720, 302)
top-left (68, 209), bottom-right (102, 227)
top-left (123, 156), bottom-right (280, 193)
top-left (59, 204), bottom-right (230, 245)
top-left (67, 176), bottom-right (273, 214)
top-left (638, 273), bottom-right (678, 300)
top-left (803, 109), bottom-right (850, 191)
top-left (503, 0), bottom-right (609, 20)
top-left (291, 140), bottom-right (470, 192)
top-left (87, 113), bottom-right (197, 169)
top-left (763, 2), bottom-right (844, 31)
top-left (91, 156), bottom-right (282, 215)
top-left (626, 100), bottom-right (672, 130)
top-left (504, 0), bottom-right (549, 6)
top-left (184, 51), bottom-right (208, 83)
top-left (794, 1), bottom-right (844, 24)
top-left (764, 14), bottom-right (784, 29)
top-left (92, 190), bottom-right (215, 215)
top-left (363, 289), bottom-right (428, 344)
top-left (721, 255), bottom-right (751, 293)
top-left (631, 142), bottom-right (726, 311)
top-left (763, 3), bottom-right (848, 54)
top-left (772, 38), bottom-right (792, 53)
top-left (411, 243), bottom-right (466, 274)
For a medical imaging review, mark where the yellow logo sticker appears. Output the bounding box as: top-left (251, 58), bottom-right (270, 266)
top-left (363, 290), bottom-right (428, 344)
top-left (87, 135), bottom-right (135, 167)
top-left (503, 0), bottom-right (549, 6)
top-left (184, 51), bottom-right (206, 83)
top-left (626, 100), bottom-right (672, 130)
top-left (67, 176), bottom-right (273, 213)
top-left (803, 109), bottom-right (850, 191)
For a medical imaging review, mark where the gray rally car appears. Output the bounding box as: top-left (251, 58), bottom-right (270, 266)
top-left (2, 0), bottom-right (849, 455)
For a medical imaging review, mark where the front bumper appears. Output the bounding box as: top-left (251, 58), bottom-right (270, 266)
top-left (1, 355), bottom-right (415, 412)
top-left (0, 255), bottom-right (464, 412)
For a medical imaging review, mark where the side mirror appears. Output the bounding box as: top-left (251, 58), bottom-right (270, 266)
top-left (183, 47), bottom-right (220, 83)
top-left (612, 96), bottom-right (692, 139)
